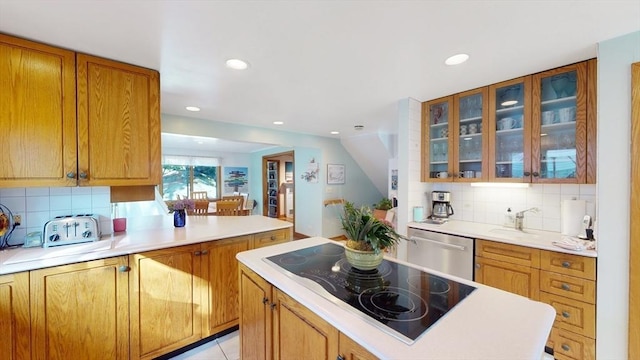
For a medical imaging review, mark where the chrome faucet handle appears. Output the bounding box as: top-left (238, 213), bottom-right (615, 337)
top-left (514, 207), bottom-right (540, 230)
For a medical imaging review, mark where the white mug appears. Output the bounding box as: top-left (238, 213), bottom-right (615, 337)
top-left (460, 125), bottom-right (467, 135)
top-left (541, 111), bottom-right (555, 125)
top-left (475, 171), bottom-right (482, 178)
top-left (500, 117), bottom-right (514, 130)
top-left (436, 172), bottom-right (448, 178)
top-left (468, 123), bottom-right (478, 134)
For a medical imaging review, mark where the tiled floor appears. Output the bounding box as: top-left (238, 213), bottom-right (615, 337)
top-left (169, 331), bottom-right (239, 360)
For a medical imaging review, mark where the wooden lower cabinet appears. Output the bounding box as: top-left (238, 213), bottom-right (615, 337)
top-left (129, 244), bottom-right (203, 359)
top-left (239, 264), bottom-right (378, 360)
top-left (202, 235), bottom-right (251, 335)
top-left (0, 272), bottom-right (30, 360)
top-left (338, 332), bottom-right (377, 360)
top-left (475, 239), bottom-right (596, 360)
top-left (30, 256), bottom-right (130, 359)
top-left (252, 228), bottom-right (292, 249)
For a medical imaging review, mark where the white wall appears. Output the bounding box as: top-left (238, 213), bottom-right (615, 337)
top-left (596, 30), bottom-right (640, 359)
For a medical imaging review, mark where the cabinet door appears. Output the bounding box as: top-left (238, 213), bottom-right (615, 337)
top-left (338, 332), bottom-right (378, 360)
top-left (239, 264), bottom-right (273, 360)
top-left (532, 62), bottom-right (588, 183)
top-left (488, 76), bottom-right (533, 182)
top-left (453, 88), bottom-right (489, 181)
top-left (30, 256), bottom-right (129, 359)
top-left (422, 96), bottom-right (454, 181)
top-left (273, 289), bottom-right (339, 360)
top-left (77, 54), bottom-right (161, 186)
top-left (0, 272), bottom-right (30, 360)
top-left (202, 236), bottom-right (250, 336)
top-left (0, 34), bottom-right (77, 187)
top-left (475, 256), bottom-right (540, 300)
top-left (129, 245), bottom-right (203, 359)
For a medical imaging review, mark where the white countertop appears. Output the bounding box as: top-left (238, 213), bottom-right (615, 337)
top-left (237, 237), bottom-right (556, 360)
top-left (0, 215), bottom-right (292, 275)
top-left (408, 220), bottom-right (597, 257)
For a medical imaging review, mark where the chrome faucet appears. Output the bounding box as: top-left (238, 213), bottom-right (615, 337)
top-left (514, 207), bottom-right (540, 231)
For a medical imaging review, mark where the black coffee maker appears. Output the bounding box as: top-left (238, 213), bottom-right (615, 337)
top-left (431, 191), bottom-right (454, 219)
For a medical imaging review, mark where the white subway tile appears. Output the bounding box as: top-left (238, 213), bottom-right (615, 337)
top-left (543, 184), bottom-right (561, 194)
top-left (561, 184), bottom-right (580, 196)
top-left (72, 195), bottom-right (92, 210)
top-left (542, 218), bottom-right (561, 232)
top-left (579, 184), bottom-right (596, 195)
top-left (91, 193), bottom-right (111, 208)
top-left (71, 187), bottom-right (92, 195)
top-left (50, 196), bottom-right (72, 211)
top-left (26, 196), bottom-right (50, 212)
top-left (26, 211), bottom-right (51, 229)
top-left (49, 187), bottom-right (72, 196)
top-left (0, 188), bottom-right (26, 197)
top-left (91, 186), bottom-right (110, 195)
top-left (1, 197), bottom-right (26, 212)
top-left (26, 187), bottom-right (49, 196)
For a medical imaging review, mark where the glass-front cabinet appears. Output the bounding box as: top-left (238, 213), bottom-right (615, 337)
top-left (488, 77), bottom-right (532, 181)
top-left (453, 88), bottom-right (488, 182)
top-left (422, 96), bottom-right (453, 181)
top-left (531, 62), bottom-right (588, 183)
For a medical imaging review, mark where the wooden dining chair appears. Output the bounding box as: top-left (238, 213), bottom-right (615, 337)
top-left (191, 191), bottom-right (208, 200)
top-left (222, 195), bottom-right (244, 210)
top-left (189, 200), bottom-right (210, 215)
top-left (216, 200), bottom-right (241, 216)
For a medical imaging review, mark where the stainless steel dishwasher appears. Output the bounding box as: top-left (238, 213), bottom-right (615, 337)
top-left (407, 227), bottom-right (474, 281)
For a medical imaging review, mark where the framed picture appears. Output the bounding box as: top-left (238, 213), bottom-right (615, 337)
top-left (327, 164), bottom-right (345, 184)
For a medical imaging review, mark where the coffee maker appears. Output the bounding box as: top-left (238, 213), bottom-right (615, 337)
top-left (431, 191), bottom-right (454, 219)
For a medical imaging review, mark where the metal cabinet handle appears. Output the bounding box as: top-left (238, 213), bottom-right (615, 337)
top-left (201, 250), bottom-right (208, 255)
top-left (270, 235), bottom-right (276, 240)
top-left (270, 303), bottom-right (276, 310)
top-left (475, 263), bottom-right (481, 269)
top-left (562, 311), bottom-right (571, 318)
top-left (523, 171), bottom-right (531, 176)
top-left (562, 261), bottom-right (571, 268)
top-left (118, 265), bottom-right (130, 272)
top-left (262, 297), bottom-right (269, 305)
top-left (561, 283), bottom-right (571, 291)
top-left (79, 172), bottom-right (88, 179)
top-left (336, 356), bottom-right (345, 360)
top-left (409, 236), bottom-right (466, 251)
top-left (66, 172), bottom-right (76, 179)
top-left (194, 251), bottom-right (201, 256)
top-left (561, 344), bottom-right (570, 352)
top-left (532, 172), bottom-right (540, 177)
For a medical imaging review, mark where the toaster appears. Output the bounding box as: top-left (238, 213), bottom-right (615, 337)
top-left (43, 214), bottom-right (101, 247)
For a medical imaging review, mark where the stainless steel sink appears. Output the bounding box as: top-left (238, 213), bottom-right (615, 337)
top-left (488, 228), bottom-right (541, 240)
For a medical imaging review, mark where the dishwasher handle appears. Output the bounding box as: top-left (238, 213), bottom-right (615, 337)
top-left (409, 236), bottom-right (468, 251)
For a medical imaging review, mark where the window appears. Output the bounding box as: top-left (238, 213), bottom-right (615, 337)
top-left (161, 156), bottom-right (220, 200)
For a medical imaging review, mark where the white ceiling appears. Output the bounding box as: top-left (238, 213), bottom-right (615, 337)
top-left (1, 1), bottom-right (639, 142)
top-left (161, 133), bottom-right (276, 153)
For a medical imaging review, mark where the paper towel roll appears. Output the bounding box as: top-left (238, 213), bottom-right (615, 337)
top-left (561, 199), bottom-right (586, 236)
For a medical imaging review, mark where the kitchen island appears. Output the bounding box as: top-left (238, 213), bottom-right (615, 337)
top-left (237, 237), bottom-right (555, 360)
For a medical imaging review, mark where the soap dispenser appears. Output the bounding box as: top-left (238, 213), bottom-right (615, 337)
top-left (504, 208), bottom-right (515, 228)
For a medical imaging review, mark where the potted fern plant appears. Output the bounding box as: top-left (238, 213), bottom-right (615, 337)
top-left (340, 201), bottom-right (408, 270)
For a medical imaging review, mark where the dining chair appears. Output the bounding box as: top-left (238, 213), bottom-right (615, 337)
top-left (189, 200), bottom-right (210, 215)
top-left (191, 191), bottom-right (208, 200)
top-left (222, 195), bottom-right (244, 210)
top-left (216, 200), bottom-right (241, 216)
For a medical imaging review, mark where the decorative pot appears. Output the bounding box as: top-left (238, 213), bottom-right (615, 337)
top-left (173, 209), bottom-right (186, 228)
top-left (344, 246), bottom-right (384, 271)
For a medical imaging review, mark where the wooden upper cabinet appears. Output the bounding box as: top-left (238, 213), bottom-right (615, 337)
top-left (77, 54), bottom-right (161, 186)
top-left (531, 62), bottom-right (589, 184)
top-left (0, 34), bottom-right (77, 187)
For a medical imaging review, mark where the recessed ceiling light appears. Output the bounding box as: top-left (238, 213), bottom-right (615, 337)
top-left (354, 125), bottom-right (364, 130)
top-left (185, 106), bottom-right (200, 112)
top-left (330, 131), bottom-right (340, 135)
top-left (445, 53), bottom-right (469, 66)
top-left (226, 58), bottom-right (249, 70)
top-left (273, 121), bottom-right (284, 125)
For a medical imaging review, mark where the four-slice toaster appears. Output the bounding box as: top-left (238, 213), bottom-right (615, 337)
top-left (43, 215), bottom-right (101, 248)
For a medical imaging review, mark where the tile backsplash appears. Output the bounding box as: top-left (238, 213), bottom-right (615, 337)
top-left (0, 187), bottom-right (112, 246)
top-left (428, 183), bottom-right (597, 232)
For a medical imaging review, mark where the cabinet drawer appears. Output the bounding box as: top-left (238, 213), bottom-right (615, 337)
top-left (541, 251), bottom-right (596, 280)
top-left (252, 228), bottom-right (291, 249)
top-left (540, 272), bottom-right (595, 304)
top-left (476, 240), bottom-right (541, 268)
top-left (540, 292), bottom-right (595, 338)
top-left (546, 327), bottom-right (595, 360)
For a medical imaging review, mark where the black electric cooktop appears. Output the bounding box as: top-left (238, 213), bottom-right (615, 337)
top-left (265, 243), bottom-right (476, 344)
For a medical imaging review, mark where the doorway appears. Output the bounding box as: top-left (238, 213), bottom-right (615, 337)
top-left (262, 151), bottom-right (295, 226)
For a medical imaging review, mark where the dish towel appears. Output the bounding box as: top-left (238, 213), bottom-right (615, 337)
top-left (552, 236), bottom-right (596, 251)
